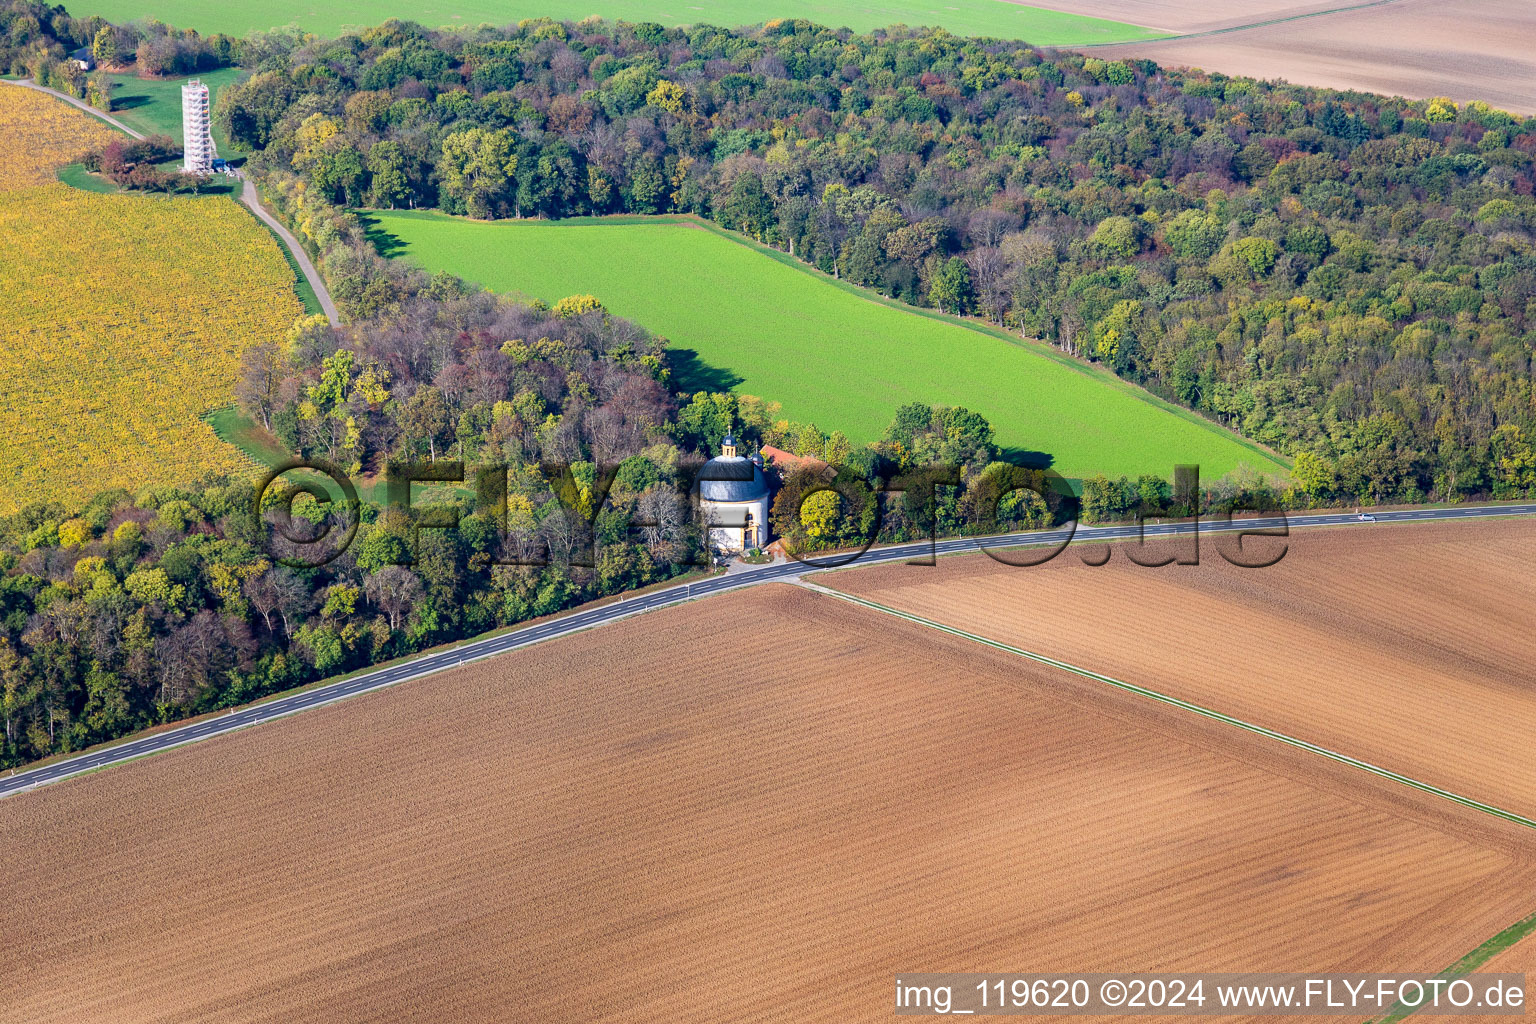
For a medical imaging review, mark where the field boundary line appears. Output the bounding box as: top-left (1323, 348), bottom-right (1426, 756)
top-left (799, 581), bottom-right (1536, 832)
top-left (1073, 0), bottom-right (1412, 47)
top-left (1367, 906), bottom-right (1536, 1023)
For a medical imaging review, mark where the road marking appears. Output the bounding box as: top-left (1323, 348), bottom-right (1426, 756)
top-left (4, 504), bottom-right (1535, 798)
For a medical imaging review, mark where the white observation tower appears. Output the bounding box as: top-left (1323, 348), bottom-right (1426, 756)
top-left (181, 79), bottom-right (215, 175)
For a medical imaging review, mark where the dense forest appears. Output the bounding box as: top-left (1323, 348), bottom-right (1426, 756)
top-left (11, 0), bottom-right (1536, 499)
top-left (185, 11), bottom-right (1536, 504)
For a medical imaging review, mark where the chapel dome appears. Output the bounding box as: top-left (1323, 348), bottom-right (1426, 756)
top-left (697, 435), bottom-right (769, 503)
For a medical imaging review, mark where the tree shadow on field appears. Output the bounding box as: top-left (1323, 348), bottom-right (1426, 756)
top-left (668, 348), bottom-right (744, 394)
top-left (358, 212), bottom-right (410, 259)
top-left (112, 93), bottom-right (151, 111)
top-left (999, 445), bottom-right (1055, 470)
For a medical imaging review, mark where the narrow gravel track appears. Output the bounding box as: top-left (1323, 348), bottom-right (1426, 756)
top-left (237, 177), bottom-right (340, 325)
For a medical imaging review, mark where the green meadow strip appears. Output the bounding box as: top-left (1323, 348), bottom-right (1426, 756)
top-left (367, 209), bottom-right (1286, 480)
top-left (1367, 909), bottom-right (1536, 1023)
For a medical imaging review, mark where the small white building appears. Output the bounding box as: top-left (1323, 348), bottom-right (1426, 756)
top-left (696, 435), bottom-right (770, 553)
top-left (69, 46), bottom-right (95, 71)
top-left (181, 79), bottom-right (215, 176)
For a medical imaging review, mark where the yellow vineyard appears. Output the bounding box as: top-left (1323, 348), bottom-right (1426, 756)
top-left (0, 85), bottom-right (120, 190)
top-left (0, 184), bottom-right (303, 514)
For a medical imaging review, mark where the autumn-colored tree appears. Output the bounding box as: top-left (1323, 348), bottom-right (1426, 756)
top-left (91, 25), bottom-right (117, 65)
top-left (1425, 97), bottom-right (1457, 122)
top-left (364, 566), bottom-right (423, 630)
top-left (237, 341), bottom-right (288, 430)
top-left (552, 294), bottom-right (605, 318)
top-left (396, 385), bottom-right (453, 461)
top-left (799, 488), bottom-right (842, 540)
top-left (928, 257), bottom-right (972, 314)
top-left (436, 127), bottom-right (518, 219)
top-left (645, 79), bottom-right (687, 114)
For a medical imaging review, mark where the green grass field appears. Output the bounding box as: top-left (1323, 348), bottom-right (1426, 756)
top-left (54, 161), bottom-right (120, 193)
top-left (56, 158), bottom-right (243, 196)
top-left (105, 67), bottom-right (245, 156)
top-left (75, 0), bottom-right (1165, 45)
top-left (366, 211), bottom-right (1285, 481)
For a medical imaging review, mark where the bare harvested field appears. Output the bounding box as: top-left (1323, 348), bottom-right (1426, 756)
top-left (1020, 0), bottom-right (1358, 35)
top-left (1074, 0), bottom-right (1536, 114)
top-left (3, 583), bottom-right (1536, 1022)
top-left (827, 518), bottom-right (1536, 822)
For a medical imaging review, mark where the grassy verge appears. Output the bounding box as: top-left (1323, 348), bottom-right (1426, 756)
top-left (55, 161), bottom-right (119, 193)
top-left (1367, 909), bottom-right (1536, 1023)
top-left (246, 214), bottom-right (323, 315)
top-left (204, 405), bottom-right (288, 468)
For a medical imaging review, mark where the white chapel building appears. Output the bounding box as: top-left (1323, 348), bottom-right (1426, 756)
top-left (696, 434), bottom-right (770, 553)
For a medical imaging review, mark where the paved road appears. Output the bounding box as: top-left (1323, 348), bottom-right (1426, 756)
top-left (238, 178), bottom-right (341, 325)
top-left (3, 503), bottom-right (1532, 799)
top-left (1, 78), bottom-right (145, 138)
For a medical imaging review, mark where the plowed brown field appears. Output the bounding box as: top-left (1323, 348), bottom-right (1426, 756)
top-left (1473, 929), bottom-right (1536, 1021)
top-left (3, 580), bottom-right (1535, 1022)
top-left (1078, 0), bottom-right (1536, 114)
top-left (827, 519), bottom-right (1536, 822)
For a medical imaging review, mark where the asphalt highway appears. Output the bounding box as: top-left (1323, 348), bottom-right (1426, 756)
top-left (3, 502), bottom-right (1532, 799)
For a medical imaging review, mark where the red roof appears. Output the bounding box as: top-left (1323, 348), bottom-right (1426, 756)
top-left (760, 444), bottom-right (826, 473)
